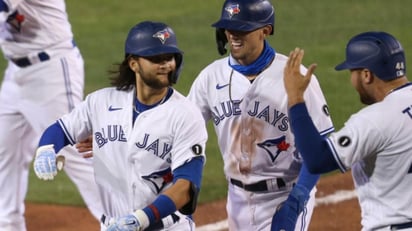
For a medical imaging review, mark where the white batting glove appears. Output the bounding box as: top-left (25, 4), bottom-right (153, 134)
top-left (33, 144), bottom-right (58, 180)
top-left (106, 214), bottom-right (142, 231)
top-left (107, 210), bottom-right (150, 231)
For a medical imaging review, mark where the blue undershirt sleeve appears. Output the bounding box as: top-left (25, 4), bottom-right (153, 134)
top-left (289, 103), bottom-right (339, 174)
top-left (38, 122), bottom-right (71, 153)
top-left (295, 164), bottom-right (319, 190)
top-left (173, 156), bottom-right (205, 189)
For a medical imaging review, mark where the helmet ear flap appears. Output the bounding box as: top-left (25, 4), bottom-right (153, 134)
top-left (216, 28), bottom-right (228, 55)
top-left (169, 53), bottom-right (183, 84)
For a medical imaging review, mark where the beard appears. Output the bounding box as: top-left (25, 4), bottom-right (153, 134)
top-left (138, 68), bottom-right (171, 90)
top-left (357, 84), bottom-right (376, 105)
top-left (359, 94), bottom-right (375, 105)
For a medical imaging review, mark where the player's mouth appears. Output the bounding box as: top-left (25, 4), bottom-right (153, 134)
top-left (157, 73), bottom-right (169, 78)
top-left (157, 71), bottom-right (172, 78)
top-left (230, 41), bottom-right (243, 50)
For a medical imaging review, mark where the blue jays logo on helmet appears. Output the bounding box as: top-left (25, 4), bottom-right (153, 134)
top-left (212, 0), bottom-right (275, 34)
top-left (225, 4), bottom-right (240, 18)
top-left (153, 29), bottom-right (171, 45)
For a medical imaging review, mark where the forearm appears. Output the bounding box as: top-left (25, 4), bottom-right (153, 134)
top-left (137, 157), bottom-right (204, 228)
top-left (296, 163), bottom-right (319, 190)
top-left (162, 179), bottom-right (191, 208)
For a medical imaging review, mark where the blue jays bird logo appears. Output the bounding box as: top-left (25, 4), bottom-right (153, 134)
top-left (7, 10), bottom-right (25, 32)
top-left (153, 29), bottom-right (170, 44)
top-left (142, 168), bottom-right (173, 194)
top-left (225, 4), bottom-right (240, 18)
top-left (257, 135), bottom-right (290, 162)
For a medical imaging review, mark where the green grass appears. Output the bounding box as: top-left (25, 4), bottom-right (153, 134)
top-left (1, 0), bottom-right (411, 207)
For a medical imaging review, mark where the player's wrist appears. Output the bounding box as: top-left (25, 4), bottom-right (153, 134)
top-left (140, 194), bottom-right (177, 228)
top-left (287, 95), bottom-right (305, 108)
top-left (133, 209), bottom-right (149, 230)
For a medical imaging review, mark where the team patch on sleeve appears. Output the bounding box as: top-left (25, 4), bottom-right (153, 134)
top-left (322, 104), bottom-right (330, 116)
top-left (338, 136), bottom-right (351, 147)
top-left (191, 144), bottom-right (203, 155)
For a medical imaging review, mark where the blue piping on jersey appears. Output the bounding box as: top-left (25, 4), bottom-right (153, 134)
top-left (325, 137), bottom-right (348, 172)
top-left (57, 119), bottom-right (76, 145)
top-left (60, 57), bottom-right (75, 112)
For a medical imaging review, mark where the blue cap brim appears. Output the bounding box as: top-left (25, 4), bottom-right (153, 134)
top-left (211, 19), bottom-right (260, 32)
top-left (335, 61), bottom-right (352, 71)
top-left (132, 46), bottom-right (183, 57)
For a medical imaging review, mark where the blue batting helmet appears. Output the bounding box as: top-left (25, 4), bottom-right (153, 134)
top-left (335, 31), bottom-right (406, 81)
top-left (125, 21), bottom-right (183, 83)
top-left (212, 0), bottom-right (275, 34)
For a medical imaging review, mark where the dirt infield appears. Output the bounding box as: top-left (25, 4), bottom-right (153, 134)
top-left (26, 171), bottom-right (361, 231)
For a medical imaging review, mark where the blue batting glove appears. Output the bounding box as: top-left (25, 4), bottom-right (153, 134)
top-left (270, 184), bottom-right (310, 231)
top-left (33, 144), bottom-right (57, 180)
top-left (107, 214), bottom-right (141, 231)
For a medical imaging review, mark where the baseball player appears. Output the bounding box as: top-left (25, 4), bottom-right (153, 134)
top-left (187, 0), bottom-right (334, 230)
top-left (0, 0), bottom-right (103, 230)
top-left (33, 21), bottom-right (208, 231)
top-left (284, 32), bottom-right (412, 230)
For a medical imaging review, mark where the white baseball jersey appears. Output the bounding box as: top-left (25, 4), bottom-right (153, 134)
top-left (326, 83), bottom-right (412, 231)
top-left (188, 53), bottom-right (334, 230)
top-left (1, 0), bottom-right (74, 58)
top-left (58, 87), bottom-right (207, 228)
top-left (0, 1), bottom-right (103, 230)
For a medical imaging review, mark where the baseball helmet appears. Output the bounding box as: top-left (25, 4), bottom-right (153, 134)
top-left (124, 21), bottom-right (183, 83)
top-left (212, 0), bottom-right (275, 34)
top-left (335, 31), bottom-right (406, 81)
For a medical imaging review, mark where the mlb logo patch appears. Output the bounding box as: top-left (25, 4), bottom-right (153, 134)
top-left (153, 29), bottom-right (171, 44)
top-left (225, 4), bottom-right (240, 18)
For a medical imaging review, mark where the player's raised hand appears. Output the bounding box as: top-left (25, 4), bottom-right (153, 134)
top-left (33, 144), bottom-right (58, 180)
top-left (106, 214), bottom-right (141, 231)
top-left (284, 47), bottom-right (317, 107)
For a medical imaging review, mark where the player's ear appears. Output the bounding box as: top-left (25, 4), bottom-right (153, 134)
top-left (128, 57), bottom-right (139, 72)
top-left (262, 25), bottom-right (272, 37)
top-left (363, 69), bottom-right (375, 84)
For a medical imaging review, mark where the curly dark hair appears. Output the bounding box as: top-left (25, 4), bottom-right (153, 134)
top-left (109, 55), bottom-right (136, 91)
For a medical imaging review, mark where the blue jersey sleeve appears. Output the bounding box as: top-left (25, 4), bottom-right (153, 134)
top-left (172, 156), bottom-right (204, 190)
top-left (289, 103), bottom-right (339, 173)
top-left (295, 164), bottom-right (320, 190)
top-left (38, 122), bottom-right (71, 152)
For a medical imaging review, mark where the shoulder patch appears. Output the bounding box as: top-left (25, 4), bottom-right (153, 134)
top-left (191, 144), bottom-right (203, 155)
top-left (338, 136), bottom-right (351, 147)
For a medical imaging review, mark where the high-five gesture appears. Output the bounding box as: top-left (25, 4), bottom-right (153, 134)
top-left (284, 48), bottom-right (317, 107)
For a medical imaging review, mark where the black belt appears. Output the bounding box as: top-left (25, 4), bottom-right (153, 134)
top-left (230, 178), bottom-right (286, 192)
top-left (11, 51), bottom-right (50, 68)
top-left (391, 221), bottom-right (412, 230)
